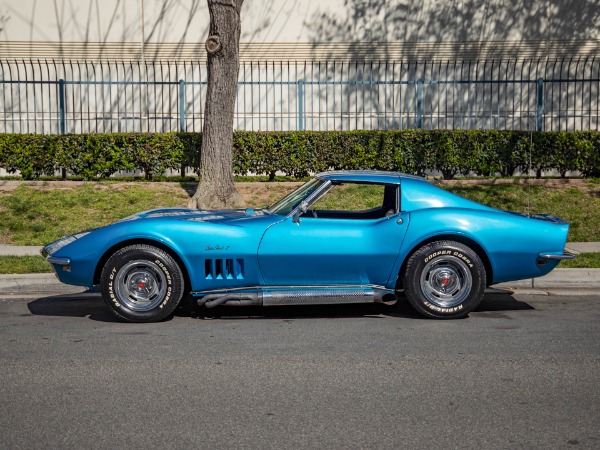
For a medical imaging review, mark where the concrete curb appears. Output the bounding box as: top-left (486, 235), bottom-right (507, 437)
top-left (0, 274), bottom-right (86, 295)
top-left (492, 268), bottom-right (600, 290)
top-left (0, 269), bottom-right (598, 296)
top-left (565, 243), bottom-right (600, 254)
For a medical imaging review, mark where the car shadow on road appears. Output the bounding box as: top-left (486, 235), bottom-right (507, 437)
top-left (476, 293), bottom-right (535, 312)
top-left (180, 293), bottom-right (535, 321)
top-left (27, 292), bottom-right (121, 323)
top-left (181, 300), bottom-right (424, 321)
top-left (27, 292), bottom-right (534, 323)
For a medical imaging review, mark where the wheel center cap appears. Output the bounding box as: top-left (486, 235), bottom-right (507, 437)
top-left (434, 270), bottom-right (455, 291)
top-left (137, 281), bottom-right (146, 289)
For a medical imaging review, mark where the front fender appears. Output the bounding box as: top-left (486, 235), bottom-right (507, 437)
top-left (50, 218), bottom-right (267, 290)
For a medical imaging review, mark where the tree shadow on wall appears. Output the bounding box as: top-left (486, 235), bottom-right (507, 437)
top-left (306, 0), bottom-right (599, 45)
top-left (300, 0), bottom-right (600, 134)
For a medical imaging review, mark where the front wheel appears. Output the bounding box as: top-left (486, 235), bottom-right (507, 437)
top-left (100, 244), bottom-right (185, 323)
top-left (403, 240), bottom-right (486, 319)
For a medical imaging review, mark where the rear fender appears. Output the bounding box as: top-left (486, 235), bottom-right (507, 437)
top-left (386, 208), bottom-right (568, 288)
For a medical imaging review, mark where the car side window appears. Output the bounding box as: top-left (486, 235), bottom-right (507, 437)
top-left (305, 183), bottom-right (398, 220)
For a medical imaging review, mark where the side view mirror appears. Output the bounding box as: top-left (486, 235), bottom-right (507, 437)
top-left (293, 201), bottom-right (308, 224)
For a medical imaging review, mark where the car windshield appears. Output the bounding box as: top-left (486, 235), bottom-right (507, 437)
top-left (267, 178), bottom-right (326, 216)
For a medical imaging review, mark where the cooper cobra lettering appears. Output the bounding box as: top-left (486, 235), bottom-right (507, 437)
top-left (452, 251), bottom-right (474, 268)
top-left (424, 250), bottom-right (452, 263)
top-left (155, 259), bottom-right (172, 285)
top-left (424, 250), bottom-right (474, 268)
top-left (423, 301), bottom-right (463, 313)
top-left (159, 287), bottom-right (172, 309)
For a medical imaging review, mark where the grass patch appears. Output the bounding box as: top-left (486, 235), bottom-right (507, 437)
top-left (0, 184), bottom-right (189, 245)
top-left (0, 180), bottom-right (598, 246)
top-left (558, 253), bottom-right (600, 268)
top-left (0, 256), bottom-right (52, 274)
top-left (314, 184), bottom-right (385, 211)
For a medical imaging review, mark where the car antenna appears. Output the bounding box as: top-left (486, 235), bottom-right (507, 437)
top-left (526, 127), bottom-right (533, 217)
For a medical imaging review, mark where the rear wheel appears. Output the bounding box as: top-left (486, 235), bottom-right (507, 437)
top-left (403, 240), bottom-right (486, 319)
top-left (100, 244), bottom-right (185, 322)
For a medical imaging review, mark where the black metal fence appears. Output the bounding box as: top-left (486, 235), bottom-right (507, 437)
top-left (1, 58), bottom-right (598, 134)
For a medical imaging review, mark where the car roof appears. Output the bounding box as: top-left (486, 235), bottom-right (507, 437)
top-left (315, 170), bottom-right (424, 184)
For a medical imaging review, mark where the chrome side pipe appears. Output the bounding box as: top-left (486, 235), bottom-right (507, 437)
top-left (198, 293), bottom-right (261, 309)
top-left (197, 288), bottom-right (397, 308)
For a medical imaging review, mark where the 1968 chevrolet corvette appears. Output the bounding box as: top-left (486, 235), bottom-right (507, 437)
top-left (43, 171), bottom-right (573, 322)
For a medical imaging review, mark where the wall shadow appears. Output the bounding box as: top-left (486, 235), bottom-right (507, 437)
top-left (306, 0), bottom-right (600, 44)
top-left (302, 0), bottom-right (600, 134)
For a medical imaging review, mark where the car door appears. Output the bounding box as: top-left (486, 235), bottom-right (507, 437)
top-left (257, 183), bottom-right (409, 287)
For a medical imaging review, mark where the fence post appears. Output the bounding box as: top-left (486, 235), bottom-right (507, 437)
top-left (297, 79), bottom-right (304, 130)
top-left (416, 80), bottom-right (423, 129)
top-left (178, 80), bottom-right (186, 177)
top-left (58, 79), bottom-right (67, 178)
top-left (58, 79), bottom-right (66, 134)
top-left (536, 78), bottom-right (544, 132)
top-left (179, 80), bottom-right (185, 132)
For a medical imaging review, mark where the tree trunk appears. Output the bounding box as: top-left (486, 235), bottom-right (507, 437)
top-left (189, 0), bottom-right (245, 209)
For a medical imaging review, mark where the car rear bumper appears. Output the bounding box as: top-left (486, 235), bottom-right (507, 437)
top-left (539, 251), bottom-right (576, 260)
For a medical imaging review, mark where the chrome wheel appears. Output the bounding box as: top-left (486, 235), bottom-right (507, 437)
top-left (420, 256), bottom-right (473, 308)
top-left (113, 260), bottom-right (168, 311)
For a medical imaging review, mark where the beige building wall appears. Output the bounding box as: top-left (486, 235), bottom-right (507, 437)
top-left (1, 0), bottom-right (308, 44)
top-left (1, 0), bottom-right (598, 45)
top-left (0, 1), bottom-right (598, 136)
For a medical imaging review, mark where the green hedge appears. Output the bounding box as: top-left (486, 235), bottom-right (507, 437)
top-left (0, 130), bottom-right (598, 180)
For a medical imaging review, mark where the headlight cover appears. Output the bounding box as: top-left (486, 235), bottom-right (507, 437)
top-left (43, 231), bottom-right (92, 256)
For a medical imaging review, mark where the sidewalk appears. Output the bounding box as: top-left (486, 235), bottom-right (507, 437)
top-left (0, 245), bottom-right (44, 256)
top-left (565, 242), bottom-right (600, 254)
top-left (0, 243), bottom-right (598, 296)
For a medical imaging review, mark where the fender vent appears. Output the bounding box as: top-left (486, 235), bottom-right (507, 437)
top-left (204, 258), bottom-right (244, 280)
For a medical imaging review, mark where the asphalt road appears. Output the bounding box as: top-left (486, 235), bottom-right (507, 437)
top-left (1, 292), bottom-right (599, 449)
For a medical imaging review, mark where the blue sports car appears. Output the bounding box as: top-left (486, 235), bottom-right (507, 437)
top-left (42, 171), bottom-right (573, 322)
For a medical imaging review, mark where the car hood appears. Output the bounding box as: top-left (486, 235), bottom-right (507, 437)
top-left (118, 207), bottom-right (271, 224)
